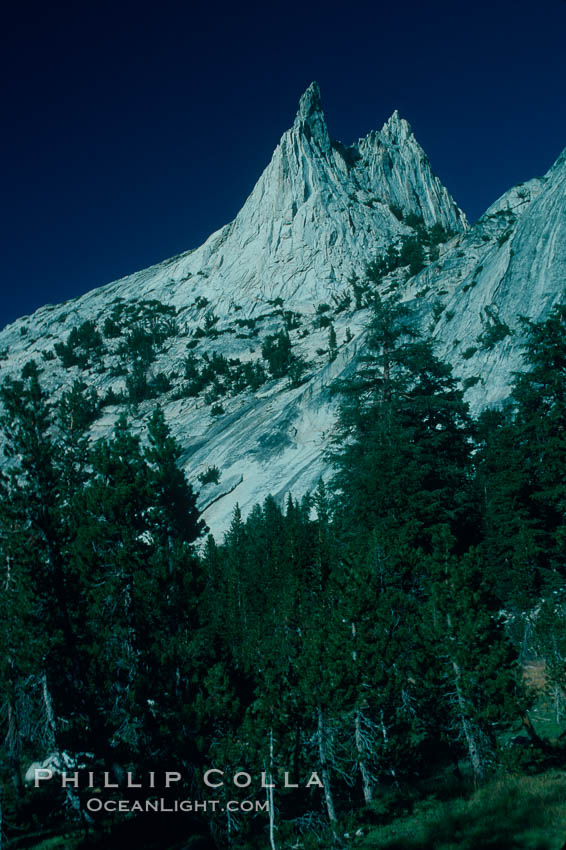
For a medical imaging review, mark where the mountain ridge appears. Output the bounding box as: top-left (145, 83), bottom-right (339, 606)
top-left (0, 84), bottom-right (564, 535)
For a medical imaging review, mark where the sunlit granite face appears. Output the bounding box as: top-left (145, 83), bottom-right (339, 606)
top-left (0, 84), bottom-right (563, 536)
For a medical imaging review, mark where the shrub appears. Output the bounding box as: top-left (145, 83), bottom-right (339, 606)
top-left (54, 319), bottom-right (104, 369)
top-left (151, 372), bottom-right (171, 394)
top-left (124, 324), bottom-right (155, 365)
top-left (235, 318), bottom-right (256, 330)
top-left (351, 275), bottom-right (369, 309)
top-left (288, 356), bottom-right (307, 388)
top-left (68, 320), bottom-right (103, 352)
top-left (209, 351), bottom-right (230, 376)
top-left (103, 317), bottom-right (122, 338)
top-left (184, 352), bottom-right (200, 381)
top-left (332, 292), bottom-right (352, 313)
top-left (463, 376), bottom-right (481, 390)
top-left (399, 236), bottom-right (425, 276)
top-left (262, 330), bottom-right (293, 378)
top-left (198, 466), bottom-right (221, 486)
top-left (404, 212), bottom-right (425, 229)
top-left (232, 360), bottom-right (266, 392)
top-left (429, 222), bottom-right (452, 245)
top-left (328, 325), bottom-right (337, 361)
top-left (22, 360), bottom-right (40, 379)
top-left (58, 379), bottom-right (100, 427)
top-left (478, 315), bottom-right (512, 350)
top-left (204, 379), bottom-right (226, 404)
top-left (204, 311), bottom-right (219, 336)
top-left (125, 361), bottom-right (150, 403)
top-left (171, 381), bottom-right (201, 400)
top-left (283, 311), bottom-right (301, 331)
top-left (101, 387), bottom-right (124, 406)
top-left (366, 245), bottom-right (400, 282)
top-left (314, 313), bottom-right (332, 329)
top-left (54, 341), bottom-right (77, 368)
top-left (109, 364), bottom-right (127, 377)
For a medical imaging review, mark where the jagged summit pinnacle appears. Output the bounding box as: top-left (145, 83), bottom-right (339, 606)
top-left (4, 83), bottom-right (560, 537)
top-left (296, 81), bottom-right (322, 119)
top-left (381, 108), bottom-right (412, 143)
top-left (292, 81), bottom-right (330, 151)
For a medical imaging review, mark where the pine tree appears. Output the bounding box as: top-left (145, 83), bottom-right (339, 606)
top-left (328, 324), bottom-right (337, 361)
top-left (475, 408), bottom-right (542, 608)
top-left (332, 294), bottom-right (475, 555)
top-left (504, 301), bottom-right (566, 719)
top-left (65, 410), bottom-right (208, 769)
top-left (144, 406), bottom-right (204, 543)
top-left (0, 364), bottom-right (93, 821)
top-left (0, 470), bottom-right (39, 801)
top-left (0, 364), bottom-right (80, 717)
top-left (329, 293), bottom-right (519, 785)
top-left (262, 330), bottom-right (293, 378)
top-left (512, 303), bottom-right (566, 583)
top-left (420, 544), bottom-right (523, 785)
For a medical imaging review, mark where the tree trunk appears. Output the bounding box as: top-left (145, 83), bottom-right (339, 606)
top-left (445, 613), bottom-right (485, 786)
top-left (4, 561), bottom-right (24, 799)
top-left (41, 673), bottom-right (86, 822)
top-left (41, 672), bottom-right (57, 752)
top-left (316, 706), bottom-right (337, 825)
top-left (354, 708), bottom-right (373, 804)
top-left (351, 622), bottom-right (373, 803)
top-left (451, 657), bottom-right (485, 786)
top-left (6, 699), bottom-right (23, 798)
top-left (226, 804), bottom-right (233, 849)
top-left (266, 728), bottom-right (277, 850)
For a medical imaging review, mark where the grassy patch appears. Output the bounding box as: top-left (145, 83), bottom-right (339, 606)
top-left (356, 772), bottom-right (566, 850)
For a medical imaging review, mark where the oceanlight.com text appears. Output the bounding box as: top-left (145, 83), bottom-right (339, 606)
top-left (85, 797), bottom-right (269, 814)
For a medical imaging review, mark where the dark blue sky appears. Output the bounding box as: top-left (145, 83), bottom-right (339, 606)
top-left (2, 0), bottom-right (565, 328)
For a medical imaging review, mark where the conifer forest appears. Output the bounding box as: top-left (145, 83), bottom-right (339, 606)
top-left (0, 290), bottom-right (565, 849)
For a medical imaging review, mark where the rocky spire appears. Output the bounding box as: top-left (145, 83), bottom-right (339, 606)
top-left (380, 109), bottom-right (413, 144)
top-left (292, 81), bottom-right (331, 153)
